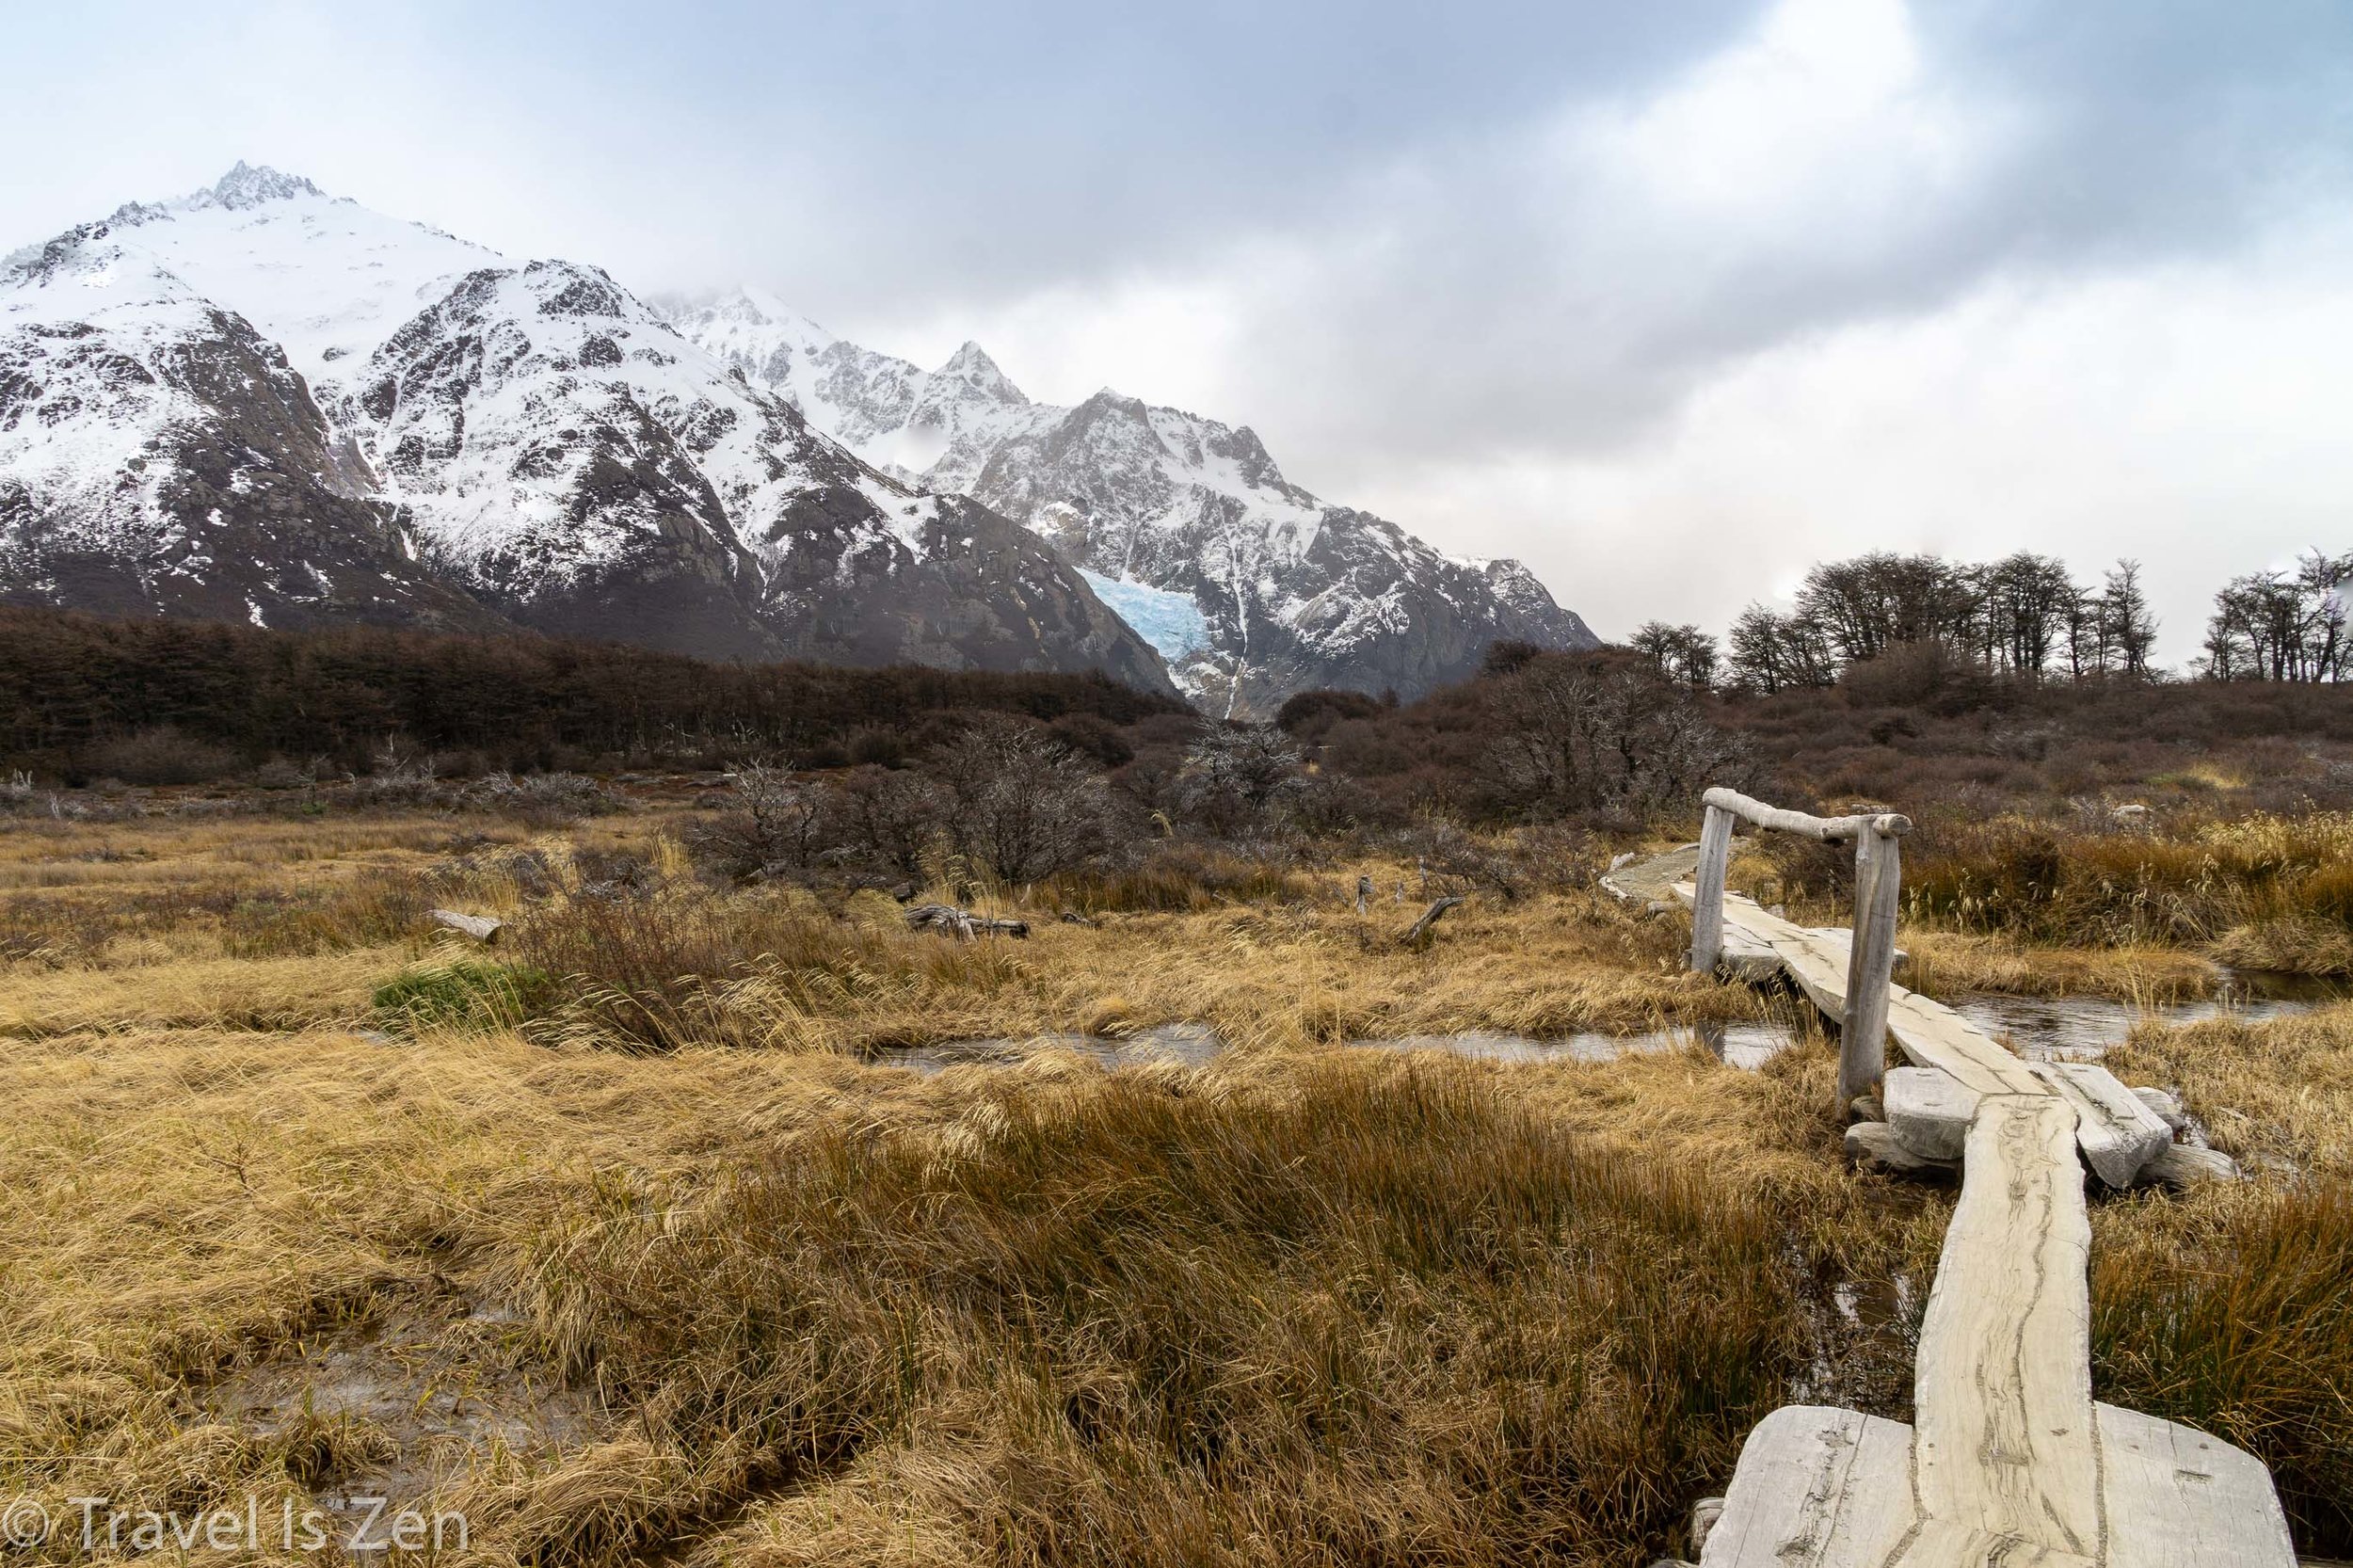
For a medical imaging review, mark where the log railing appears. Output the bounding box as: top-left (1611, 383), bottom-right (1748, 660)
top-left (1689, 787), bottom-right (1912, 1106)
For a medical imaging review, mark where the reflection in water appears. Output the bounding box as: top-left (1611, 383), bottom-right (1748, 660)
top-left (881, 1023), bottom-right (1223, 1075)
top-left (879, 1019), bottom-right (1792, 1074)
top-left (1347, 1023), bottom-right (1793, 1069)
top-left (872, 973), bottom-right (2344, 1076)
top-left (1955, 973), bottom-right (2343, 1061)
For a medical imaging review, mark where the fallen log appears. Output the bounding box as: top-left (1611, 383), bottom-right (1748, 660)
top-left (904, 904), bottom-right (1030, 939)
top-left (1401, 894), bottom-right (1465, 947)
top-left (2146, 1142), bottom-right (2241, 1190)
top-left (1844, 1120), bottom-right (1957, 1181)
top-left (428, 908), bottom-right (503, 943)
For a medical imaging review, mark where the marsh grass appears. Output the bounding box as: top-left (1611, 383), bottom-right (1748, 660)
top-left (2080, 1003), bottom-right (2353, 1551)
top-left (499, 872), bottom-right (1757, 1060)
top-left (0, 1023), bottom-right (1893, 1568)
top-left (4, 800), bottom-right (2351, 1560)
top-left (1898, 809), bottom-right (2353, 969)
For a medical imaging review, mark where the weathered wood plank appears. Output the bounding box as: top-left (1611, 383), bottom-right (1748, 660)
top-left (1695, 1405), bottom-right (1915, 1568)
top-left (1691, 805), bottom-right (1734, 973)
top-left (2032, 1061), bottom-right (2174, 1188)
top-left (1703, 1401), bottom-right (2294, 1568)
top-left (1893, 1517), bottom-right (2095, 1567)
top-left (1720, 921), bottom-right (1786, 982)
top-left (1883, 987), bottom-right (2047, 1098)
top-left (1601, 841), bottom-right (1700, 905)
top-left (1841, 826), bottom-right (1902, 1104)
top-left (1673, 887), bottom-right (2044, 1097)
top-left (1884, 1065), bottom-right (1979, 1161)
top-left (2098, 1402), bottom-right (2297, 1567)
top-left (1913, 1094), bottom-right (2098, 1558)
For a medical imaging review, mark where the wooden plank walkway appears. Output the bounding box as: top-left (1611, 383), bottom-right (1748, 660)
top-left (1702, 1403), bottom-right (2297, 1567)
top-left (1655, 870), bottom-right (2297, 1566)
top-left (1682, 888), bottom-right (2042, 1098)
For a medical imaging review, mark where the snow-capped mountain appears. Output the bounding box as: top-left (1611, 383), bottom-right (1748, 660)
top-left (0, 167), bottom-right (1173, 691)
top-left (662, 289), bottom-right (1596, 714)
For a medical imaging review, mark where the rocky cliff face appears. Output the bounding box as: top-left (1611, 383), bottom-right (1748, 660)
top-left (0, 167), bottom-right (1175, 694)
top-left (664, 289), bottom-right (1597, 714)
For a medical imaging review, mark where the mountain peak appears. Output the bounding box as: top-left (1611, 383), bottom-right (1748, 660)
top-left (728, 284), bottom-right (832, 339)
top-left (200, 162), bottom-right (324, 211)
top-left (935, 340), bottom-right (1025, 404)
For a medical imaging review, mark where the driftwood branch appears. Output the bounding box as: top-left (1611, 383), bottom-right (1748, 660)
top-left (904, 904), bottom-right (1030, 940)
top-left (1401, 895), bottom-right (1465, 947)
top-left (428, 908), bottom-right (503, 943)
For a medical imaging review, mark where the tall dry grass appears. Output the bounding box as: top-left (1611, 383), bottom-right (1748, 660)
top-left (496, 873), bottom-right (1757, 1059)
top-left (1897, 808), bottom-right (2353, 971)
top-left (2092, 1003), bottom-right (2353, 1549)
top-left (0, 1024), bottom-right (1913, 1567)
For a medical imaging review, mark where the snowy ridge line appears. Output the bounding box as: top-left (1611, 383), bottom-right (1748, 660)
top-left (0, 164), bottom-right (1176, 695)
top-left (662, 287), bottom-right (1598, 714)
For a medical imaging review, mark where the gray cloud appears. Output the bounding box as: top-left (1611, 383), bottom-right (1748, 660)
top-left (4, 0), bottom-right (2348, 659)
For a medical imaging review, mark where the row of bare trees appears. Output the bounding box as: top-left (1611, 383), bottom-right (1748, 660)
top-left (2202, 552), bottom-right (2352, 682)
top-left (1634, 551), bottom-right (2165, 694)
top-left (695, 718), bottom-right (1329, 886)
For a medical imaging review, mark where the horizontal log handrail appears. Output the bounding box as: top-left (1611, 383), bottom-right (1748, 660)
top-left (1700, 786), bottom-right (1911, 843)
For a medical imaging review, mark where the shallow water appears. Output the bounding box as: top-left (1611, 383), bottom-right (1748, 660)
top-left (1954, 973), bottom-right (2343, 1062)
top-left (878, 1019), bottom-right (1788, 1073)
top-left (882, 1023), bottom-right (1224, 1074)
top-left (874, 974), bottom-right (2344, 1076)
top-left (1346, 1022), bottom-right (1795, 1070)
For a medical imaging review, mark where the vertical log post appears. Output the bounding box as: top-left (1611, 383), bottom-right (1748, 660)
top-left (1839, 820), bottom-right (1904, 1106)
top-left (1689, 802), bottom-right (1734, 974)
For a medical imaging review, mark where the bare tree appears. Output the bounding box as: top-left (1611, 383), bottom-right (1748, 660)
top-left (2203, 552), bottom-right (2352, 681)
top-left (1977, 552), bottom-right (2079, 681)
top-left (935, 718), bottom-right (1114, 882)
top-left (1175, 724), bottom-right (1305, 835)
top-left (1485, 659), bottom-right (1747, 816)
top-left (1725, 603), bottom-right (1834, 695)
top-left (2099, 558), bottom-right (2159, 677)
top-left (832, 764), bottom-right (948, 877)
top-left (1629, 621), bottom-right (1720, 693)
top-left (696, 760), bottom-right (826, 877)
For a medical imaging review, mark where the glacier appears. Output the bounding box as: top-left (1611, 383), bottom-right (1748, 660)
top-left (1080, 569), bottom-right (1213, 663)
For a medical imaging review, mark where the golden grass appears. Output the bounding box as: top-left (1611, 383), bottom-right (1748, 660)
top-left (1898, 931), bottom-right (2224, 1002)
top-left (500, 877), bottom-right (1760, 1058)
top-left (0, 947), bottom-right (398, 1037)
top-left (2092, 1004), bottom-right (2353, 1546)
top-left (0, 1025), bottom-right (1916, 1566)
top-left (1, 803), bottom-right (2348, 1560)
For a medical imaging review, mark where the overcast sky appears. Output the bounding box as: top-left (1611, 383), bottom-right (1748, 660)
top-left (8, 0), bottom-right (2350, 657)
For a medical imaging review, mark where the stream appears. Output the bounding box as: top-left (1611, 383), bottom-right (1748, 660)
top-left (875, 973), bottom-right (2342, 1075)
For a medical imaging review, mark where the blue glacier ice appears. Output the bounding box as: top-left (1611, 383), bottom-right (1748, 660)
top-left (1080, 569), bottom-right (1211, 662)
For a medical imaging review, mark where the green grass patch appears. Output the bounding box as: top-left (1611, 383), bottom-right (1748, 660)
top-left (372, 956), bottom-right (555, 1033)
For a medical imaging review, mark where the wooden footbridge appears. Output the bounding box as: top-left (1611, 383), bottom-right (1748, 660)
top-left (1668, 789), bottom-right (2295, 1567)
